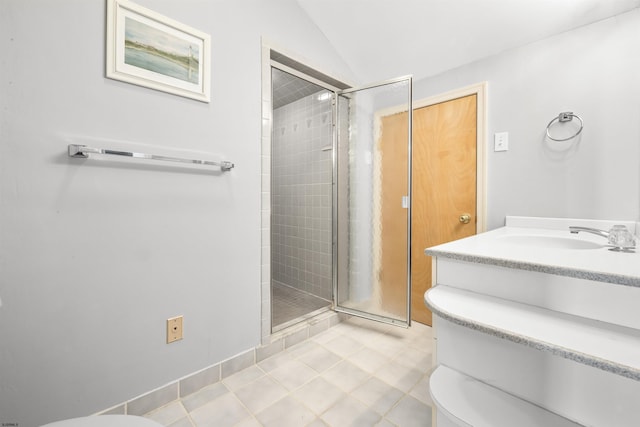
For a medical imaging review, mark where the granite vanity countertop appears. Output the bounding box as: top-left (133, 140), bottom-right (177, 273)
top-left (425, 221), bottom-right (640, 287)
top-left (425, 284), bottom-right (640, 381)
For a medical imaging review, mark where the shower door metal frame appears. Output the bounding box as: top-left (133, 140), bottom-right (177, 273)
top-left (332, 75), bottom-right (414, 328)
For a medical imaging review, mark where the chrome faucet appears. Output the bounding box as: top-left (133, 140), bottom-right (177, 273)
top-left (569, 225), bottom-right (636, 251)
top-left (569, 226), bottom-right (610, 239)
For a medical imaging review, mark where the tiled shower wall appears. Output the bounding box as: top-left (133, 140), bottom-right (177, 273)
top-left (271, 93), bottom-right (332, 301)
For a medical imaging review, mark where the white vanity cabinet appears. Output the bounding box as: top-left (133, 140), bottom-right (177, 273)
top-left (425, 217), bottom-right (640, 427)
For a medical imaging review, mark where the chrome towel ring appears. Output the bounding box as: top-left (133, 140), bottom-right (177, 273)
top-left (546, 112), bottom-right (583, 142)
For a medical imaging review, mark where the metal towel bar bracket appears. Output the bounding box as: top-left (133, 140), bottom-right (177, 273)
top-left (68, 144), bottom-right (234, 171)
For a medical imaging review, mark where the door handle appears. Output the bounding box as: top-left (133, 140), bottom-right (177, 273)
top-left (459, 213), bottom-right (471, 224)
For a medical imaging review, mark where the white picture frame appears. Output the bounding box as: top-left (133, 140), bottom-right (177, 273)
top-left (106, 0), bottom-right (211, 102)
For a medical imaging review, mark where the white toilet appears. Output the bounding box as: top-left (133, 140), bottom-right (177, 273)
top-left (41, 415), bottom-right (163, 427)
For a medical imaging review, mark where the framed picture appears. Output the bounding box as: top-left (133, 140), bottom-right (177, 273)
top-left (106, 0), bottom-right (211, 102)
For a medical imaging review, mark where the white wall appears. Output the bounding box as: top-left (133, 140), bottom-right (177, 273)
top-left (0, 1), bottom-right (353, 426)
top-left (414, 9), bottom-right (640, 230)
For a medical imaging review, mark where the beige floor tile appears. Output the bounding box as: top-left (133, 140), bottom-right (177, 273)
top-left (341, 323), bottom-right (394, 346)
top-left (351, 377), bottom-right (404, 416)
top-left (167, 417), bottom-right (194, 427)
top-left (347, 347), bottom-right (390, 374)
top-left (322, 334), bottom-right (364, 358)
top-left (408, 321), bottom-right (433, 336)
top-left (189, 392), bottom-right (251, 427)
top-left (234, 418), bottom-right (262, 427)
top-left (292, 377), bottom-right (347, 415)
top-left (406, 326), bottom-right (433, 340)
top-left (268, 358), bottom-right (318, 390)
top-left (150, 317), bottom-right (435, 427)
top-left (409, 373), bottom-right (433, 407)
top-left (257, 349), bottom-right (295, 373)
top-left (393, 347), bottom-right (432, 371)
top-left (374, 360), bottom-right (423, 393)
top-left (306, 419), bottom-right (330, 427)
top-left (255, 395), bottom-right (317, 427)
top-left (370, 333), bottom-right (409, 359)
top-left (310, 327), bottom-right (342, 345)
top-left (385, 395), bottom-right (432, 427)
top-left (286, 340), bottom-right (325, 359)
top-left (181, 382), bottom-right (229, 412)
top-left (321, 395), bottom-right (382, 426)
top-left (144, 401), bottom-right (188, 426)
top-left (222, 365), bottom-right (265, 391)
top-left (234, 375), bottom-right (288, 414)
top-left (321, 360), bottom-right (370, 393)
top-left (296, 345), bottom-right (342, 373)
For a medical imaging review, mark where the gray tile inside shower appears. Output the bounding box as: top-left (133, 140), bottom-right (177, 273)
top-left (271, 89), bottom-right (333, 305)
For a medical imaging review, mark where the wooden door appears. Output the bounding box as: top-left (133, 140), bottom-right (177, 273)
top-left (378, 112), bottom-right (410, 317)
top-left (378, 94), bottom-right (477, 325)
top-left (412, 95), bottom-right (477, 324)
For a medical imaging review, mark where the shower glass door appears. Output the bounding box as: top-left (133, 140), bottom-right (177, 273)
top-left (333, 76), bottom-right (413, 327)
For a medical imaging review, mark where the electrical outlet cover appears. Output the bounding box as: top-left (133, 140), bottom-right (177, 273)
top-left (167, 316), bottom-right (183, 343)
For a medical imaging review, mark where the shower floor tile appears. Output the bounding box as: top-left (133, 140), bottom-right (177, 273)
top-left (272, 282), bottom-right (332, 331)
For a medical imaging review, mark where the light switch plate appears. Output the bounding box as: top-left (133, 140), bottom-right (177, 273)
top-left (494, 132), bottom-right (509, 152)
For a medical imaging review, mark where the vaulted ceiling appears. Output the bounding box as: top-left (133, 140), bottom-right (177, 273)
top-left (296, 0), bottom-right (640, 83)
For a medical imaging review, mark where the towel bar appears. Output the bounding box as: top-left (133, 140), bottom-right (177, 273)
top-left (68, 144), bottom-right (234, 171)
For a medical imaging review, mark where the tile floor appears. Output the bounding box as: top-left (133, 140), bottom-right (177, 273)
top-left (272, 282), bottom-right (332, 331)
top-left (144, 316), bottom-right (434, 427)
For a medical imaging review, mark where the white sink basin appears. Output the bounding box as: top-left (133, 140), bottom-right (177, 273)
top-left (497, 235), bottom-right (604, 250)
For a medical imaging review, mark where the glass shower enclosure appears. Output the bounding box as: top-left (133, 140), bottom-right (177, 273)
top-left (270, 62), bottom-right (413, 331)
top-left (334, 77), bottom-right (413, 327)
